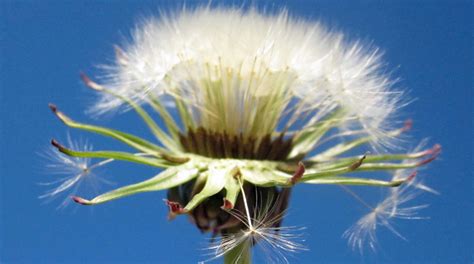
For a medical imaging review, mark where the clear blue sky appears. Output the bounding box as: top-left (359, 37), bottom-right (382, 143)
top-left (1, 1), bottom-right (472, 263)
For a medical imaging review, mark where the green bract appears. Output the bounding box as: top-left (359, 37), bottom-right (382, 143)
top-left (49, 85), bottom-right (438, 209)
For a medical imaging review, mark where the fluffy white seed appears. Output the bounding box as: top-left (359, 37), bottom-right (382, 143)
top-left (93, 7), bottom-right (401, 146)
top-left (39, 135), bottom-right (113, 208)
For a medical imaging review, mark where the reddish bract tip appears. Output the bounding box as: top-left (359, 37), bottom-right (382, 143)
top-left (406, 171), bottom-right (417, 182)
top-left (79, 71), bottom-right (89, 82)
top-left (417, 156), bottom-right (438, 166)
top-left (48, 103), bottom-right (57, 113)
top-left (164, 199), bottom-right (187, 215)
top-left (418, 144), bottom-right (441, 166)
top-left (80, 72), bottom-right (103, 91)
top-left (289, 162), bottom-right (305, 185)
top-left (51, 139), bottom-right (67, 153)
top-left (72, 196), bottom-right (89, 205)
top-left (401, 119), bottom-right (413, 132)
top-left (431, 144), bottom-right (442, 155)
top-left (50, 139), bottom-right (63, 149)
top-left (221, 199), bottom-right (233, 210)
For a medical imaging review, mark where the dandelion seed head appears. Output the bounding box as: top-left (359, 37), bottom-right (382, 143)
top-left (45, 6), bottom-right (439, 261)
top-left (94, 7), bottom-right (400, 146)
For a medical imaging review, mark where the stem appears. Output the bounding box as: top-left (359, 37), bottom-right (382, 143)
top-left (223, 239), bottom-right (251, 264)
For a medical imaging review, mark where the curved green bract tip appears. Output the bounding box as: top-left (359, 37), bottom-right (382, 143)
top-left (72, 162), bottom-right (202, 205)
top-left (183, 166), bottom-right (228, 211)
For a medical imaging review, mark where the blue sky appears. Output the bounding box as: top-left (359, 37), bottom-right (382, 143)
top-left (1, 1), bottom-right (472, 263)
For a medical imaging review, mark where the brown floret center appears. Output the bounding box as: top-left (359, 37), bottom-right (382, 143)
top-left (179, 127), bottom-right (294, 161)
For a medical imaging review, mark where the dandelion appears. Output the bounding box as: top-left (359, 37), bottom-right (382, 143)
top-left (45, 7), bottom-right (439, 263)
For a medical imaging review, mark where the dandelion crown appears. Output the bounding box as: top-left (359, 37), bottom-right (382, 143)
top-left (45, 7), bottom-right (439, 263)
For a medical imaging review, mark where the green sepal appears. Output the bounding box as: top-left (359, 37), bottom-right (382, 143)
top-left (53, 141), bottom-right (174, 168)
top-left (72, 161), bottom-right (202, 205)
top-left (356, 162), bottom-right (426, 172)
top-left (289, 110), bottom-right (344, 158)
top-left (307, 151), bottom-right (431, 172)
top-left (304, 176), bottom-right (407, 187)
top-left (96, 88), bottom-right (181, 153)
top-left (50, 105), bottom-right (166, 155)
top-left (241, 168), bottom-right (290, 187)
top-left (175, 97), bottom-right (196, 131)
top-left (183, 166), bottom-right (228, 211)
top-left (148, 97), bottom-right (181, 142)
top-left (309, 124), bottom-right (412, 162)
top-left (310, 137), bottom-right (370, 162)
top-left (302, 160), bottom-right (423, 182)
top-left (222, 175), bottom-right (241, 209)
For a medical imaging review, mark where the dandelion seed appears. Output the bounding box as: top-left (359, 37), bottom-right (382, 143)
top-left (343, 180), bottom-right (429, 254)
top-left (39, 135), bottom-right (113, 208)
top-left (342, 139), bottom-right (439, 254)
top-left (205, 180), bottom-right (306, 264)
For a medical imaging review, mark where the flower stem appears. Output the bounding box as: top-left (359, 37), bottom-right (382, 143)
top-left (223, 239), bottom-right (251, 264)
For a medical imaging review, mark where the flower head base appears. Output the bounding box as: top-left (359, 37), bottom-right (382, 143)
top-left (45, 6), bottom-right (439, 262)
